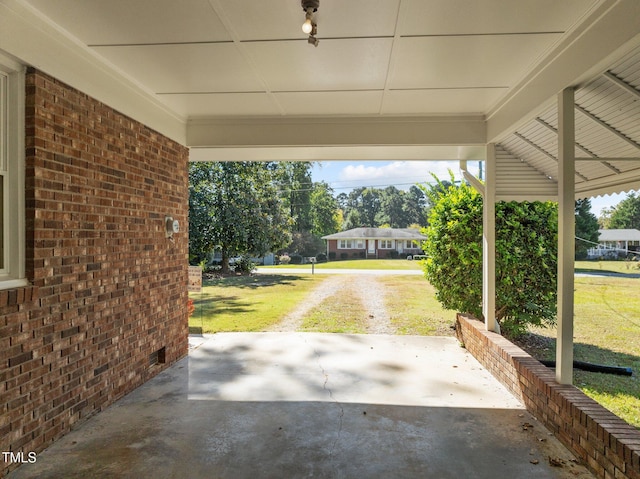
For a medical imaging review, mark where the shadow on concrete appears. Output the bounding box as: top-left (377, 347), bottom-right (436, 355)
top-left (8, 333), bottom-right (594, 479)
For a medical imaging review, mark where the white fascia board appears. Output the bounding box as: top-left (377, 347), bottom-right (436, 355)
top-left (486, 0), bottom-right (640, 144)
top-left (187, 115), bottom-right (486, 149)
top-left (189, 144), bottom-right (487, 163)
top-left (0, 0), bottom-right (186, 144)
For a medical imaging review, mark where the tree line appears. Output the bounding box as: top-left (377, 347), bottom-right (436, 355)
top-left (189, 161), bottom-right (637, 271)
top-left (188, 161), bottom-right (431, 270)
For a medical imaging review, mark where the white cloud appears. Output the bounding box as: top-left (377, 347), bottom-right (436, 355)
top-left (337, 160), bottom-right (480, 189)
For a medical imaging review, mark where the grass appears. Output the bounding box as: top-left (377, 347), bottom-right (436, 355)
top-left (188, 274), bottom-right (324, 333)
top-left (190, 265), bottom-right (640, 428)
top-left (575, 259), bottom-right (640, 275)
top-left (379, 275), bottom-right (456, 335)
top-left (260, 258), bottom-right (424, 270)
top-left (521, 275), bottom-right (640, 428)
top-left (299, 287), bottom-right (369, 333)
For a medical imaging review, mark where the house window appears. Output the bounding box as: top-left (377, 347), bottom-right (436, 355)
top-left (338, 239), bottom-right (364, 249)
top-left (379, 239), bottom-right (394, 249)
top-left (0, 57), bottom-right (26, 290)
top-left (406, 240), bottom-right (420, 249)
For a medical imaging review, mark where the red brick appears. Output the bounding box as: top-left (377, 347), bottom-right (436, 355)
top-left (3, 69), bottom-right (188, 477)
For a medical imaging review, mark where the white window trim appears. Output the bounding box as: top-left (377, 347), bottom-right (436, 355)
top-left (379, 239), bottom-right (394, 249)
top-left (337, 239), bottom-right (364, 249)
top-left (0, 54), bottom-right (27, 290)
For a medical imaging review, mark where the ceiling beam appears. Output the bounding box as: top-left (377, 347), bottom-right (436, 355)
top-left (603, 70), bottom-right (640, 100)
top-left (187, 115), bottom-right (486, 149)
top-left (513, 132), bottom-right (589, 182)
top-left (534, 117), bottom-right (620, 173)
top-left (575, 104), bottom-right (640, 151)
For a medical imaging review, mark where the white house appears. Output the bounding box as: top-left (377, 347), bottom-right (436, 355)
top-left (587, 229), bottom-right (640, 258)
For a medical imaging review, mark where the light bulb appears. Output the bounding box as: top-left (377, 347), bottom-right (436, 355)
top-left (302, 17), bottom-right (313, 34)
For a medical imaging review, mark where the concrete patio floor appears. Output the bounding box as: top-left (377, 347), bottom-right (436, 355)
top-left (9, 333), bottom-right (594, 479)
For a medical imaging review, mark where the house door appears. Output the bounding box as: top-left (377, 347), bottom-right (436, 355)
top-left (398, 241), bottom-right (404, 254)
top-left (368, 240), bottom-right (375, 255)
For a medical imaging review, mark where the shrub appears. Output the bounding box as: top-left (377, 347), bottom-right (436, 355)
top-left (422, 175), bottom-right (557, 339)
top-left (235, 256), bottom-right (256, 274)
top-left (340, 252), bottom-right (349, 260)
top-left (290, 254), bottom-right (303, 265)
top-left (316, 253), bottom-right (327, 263)
top-left (358, 251), bottom-right (365, 258)
top-left (389, 250), bottom-right (399, 259)
top-left (279, 254), bottom-right (291, 265)
top-left (329, 252), bottom-right (336, 261)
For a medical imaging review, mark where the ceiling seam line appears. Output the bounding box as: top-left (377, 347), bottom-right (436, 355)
top-left (89, 41), bottom-right (234, 47)
top-left (378, 0), bottom-right (405, 115)
top-left (205, 0), bottom-right (286, 115)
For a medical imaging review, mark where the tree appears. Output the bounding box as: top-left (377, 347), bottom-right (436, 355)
top-left (273, 162), bottom-right (313, 232)
top-left (188, 162), bottom-right (293, 272)
top-left (376, 186), bottom-right (407, 228)
top-left (422, 177), bottom-right (558, 338)
top-left (309, 181), bottom-right (340, 237)
top-left (575, 198), bottom-right (600, 260)
top-left (403, 186), bottom-right (428, 227)
top-left (608, 192), bottom-right (640, 229)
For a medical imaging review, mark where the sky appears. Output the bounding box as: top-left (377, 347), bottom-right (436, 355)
top-left (310, 160), bottom-right (629, 217)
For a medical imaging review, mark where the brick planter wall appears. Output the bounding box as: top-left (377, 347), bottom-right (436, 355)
top-left (456, 314), bottom-right (640, 479)
top-left (1, 69), bottom-right (189, 475)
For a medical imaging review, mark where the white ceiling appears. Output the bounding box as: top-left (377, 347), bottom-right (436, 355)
top-left (22, 0), bottom-right (595, 118)
top-left (3, 0), bottom-right (640, 198)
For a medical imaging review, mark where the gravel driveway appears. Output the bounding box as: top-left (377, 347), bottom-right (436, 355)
top-left (268, 274), bottom-right (393, 333)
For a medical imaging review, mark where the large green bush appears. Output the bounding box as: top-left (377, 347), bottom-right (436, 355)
top-left (422, 179), bottom-right (557, 338)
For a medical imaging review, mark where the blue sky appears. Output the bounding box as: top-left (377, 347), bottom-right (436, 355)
top-left (311, 160), bottom-right (628, 217)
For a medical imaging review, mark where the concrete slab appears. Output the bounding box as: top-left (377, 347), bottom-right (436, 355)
top-left (9, 333), bottom-right (594, 479)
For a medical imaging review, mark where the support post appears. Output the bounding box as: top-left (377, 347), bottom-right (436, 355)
top-left (557, 88), bottom-right (575, 385)
top-left (483, 144), bottom-right (498, 332)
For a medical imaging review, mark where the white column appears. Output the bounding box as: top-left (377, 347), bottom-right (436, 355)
top-left (557, 88), bottom-right (575, 385)
top-left (483, 144), bottom-right (498, 332)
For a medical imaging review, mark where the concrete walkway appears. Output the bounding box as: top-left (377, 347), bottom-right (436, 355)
top-left (9, 333), bottom-right (594, 479)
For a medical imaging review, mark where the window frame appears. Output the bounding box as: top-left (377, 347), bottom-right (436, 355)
top-left (379, 239), bottom-right (394, 249)
top-left (0, 55), bottom-right (26, 290)
top-left (338, 239), bottom-right (364, 249)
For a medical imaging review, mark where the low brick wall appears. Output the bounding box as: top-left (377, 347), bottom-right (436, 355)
top-left (456, 314), bottom-right (640, 479)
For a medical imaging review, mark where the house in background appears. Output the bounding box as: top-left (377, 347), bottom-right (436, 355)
top-left (587, 229), bottom-right (640, 258)
top-left (322, 228), bottom-right (426, 260)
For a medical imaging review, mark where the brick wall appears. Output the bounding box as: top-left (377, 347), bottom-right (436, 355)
top-left (456, 314), bottom-right (640, 479)
top-left (1, 68), bottom-right (189, 475)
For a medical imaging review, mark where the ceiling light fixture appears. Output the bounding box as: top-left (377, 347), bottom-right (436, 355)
top-left (301, 0), bottom-right (319, 47)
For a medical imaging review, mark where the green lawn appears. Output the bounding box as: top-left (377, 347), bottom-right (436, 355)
top-left (189, 268), bottom-right (640, 428)
top-left (522, 275), bottom-right (640, 428)
top-left (188, 274), bottom-right (324, 333)
top-left (260, 258), bottom-right (424, 270)
top-left (575, 259), bottom-right (640, 275)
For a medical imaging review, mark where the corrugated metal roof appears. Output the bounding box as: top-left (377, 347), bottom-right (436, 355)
top-left (496, 43), bottom-right (640, 201)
